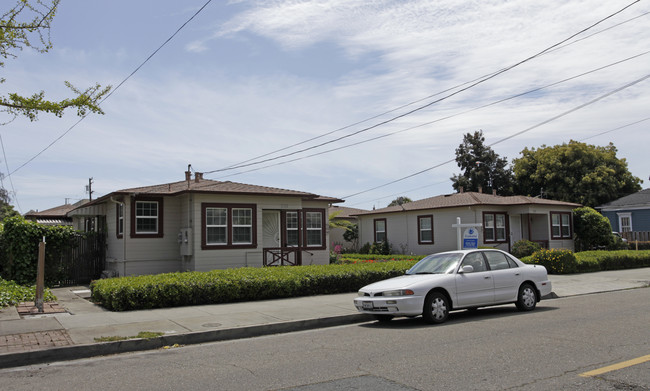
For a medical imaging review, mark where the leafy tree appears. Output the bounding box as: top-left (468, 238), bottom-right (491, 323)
top-left (1, 0), bottom-right (111, 122)
top-left (450, 130), bottom-right (514, 195)
top-left (387, 196), bottom-right (412, 207)
top-left (512, 141), bottom-right (641, 207)
top-left (0, 186), bottom-right (19, 221)
top-left (342, 223), bottom-right (358, 244)
top-left (572, 207), bottom-right (613, 251)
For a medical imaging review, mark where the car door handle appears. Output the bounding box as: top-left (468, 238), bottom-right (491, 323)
top-left (514, 273), bottom-right (521, 276)
top-left (484, 276), bottom-right (491, 279)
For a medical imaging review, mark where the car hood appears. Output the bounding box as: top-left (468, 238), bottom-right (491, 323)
top-left (361, 274), bottom-right (448, 292)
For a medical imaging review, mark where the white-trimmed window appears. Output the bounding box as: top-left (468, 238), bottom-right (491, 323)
top-left (483, 212), bottom-right (507, 243)
top-left (232, 208), bottom-right (253, 244)
top-left (418, 215), bottom-right (433, 244)
top-left (617, 213), bottom-right (632, 233)
top-left (374, 218), bottom-right (387, 243)
top-left (286, 211), bottom-right (299, 247)
top-left (206, 207), bottom-right (227, 245)
top-left (305, 211), bottom-right (323, 247)
top-left (202, 203), bottom-right (256, 249)
top-left (550, 212), bottom-right (572, 239)
top-left (135, 201), bottom-right (158, 234)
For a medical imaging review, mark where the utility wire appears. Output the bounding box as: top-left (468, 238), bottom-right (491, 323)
top-left (579, 117), bottom-right (650, 141)
top-left (340, 73), bottom-right (650, 199)
top-left (214, 51), bottom-right (648, 179)
top-left (7, 0), bottom-right (214, 177)
top-left (347, 115), bottom-right (650, 208)
top-left (204, 0), bottom-right (643, 174)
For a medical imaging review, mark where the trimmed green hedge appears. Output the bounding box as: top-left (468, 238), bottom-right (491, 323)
top-left (337, 254), bottom-right (426, 264)
top-left (521, 250), bottom-right (650, 274)
top-left (91, 261), bottom-right (417, 311)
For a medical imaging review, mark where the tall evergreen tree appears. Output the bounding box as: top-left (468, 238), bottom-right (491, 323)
top-left (450, 130), bottom-right (514, 195)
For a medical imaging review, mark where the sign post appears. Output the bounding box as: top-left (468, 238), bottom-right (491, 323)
top-left (35, 236), bottom-right (46, 313)
top-left (451, 217), bottom-right (482, 250)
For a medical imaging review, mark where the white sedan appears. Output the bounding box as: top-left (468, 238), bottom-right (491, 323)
top-left (353, 249), bottom-right (552, 324)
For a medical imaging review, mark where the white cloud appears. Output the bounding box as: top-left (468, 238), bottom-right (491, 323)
top-left (3, 0), bottom-right (649, 213)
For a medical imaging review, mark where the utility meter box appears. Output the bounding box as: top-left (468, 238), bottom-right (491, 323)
top-left (179, 228), bottom-right (193, 256)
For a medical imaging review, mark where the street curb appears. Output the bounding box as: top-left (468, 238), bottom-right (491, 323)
top-left (0, 313), bottom-right (371, 370)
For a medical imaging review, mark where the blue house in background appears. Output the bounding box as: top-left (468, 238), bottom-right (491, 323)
top-left (597, 189), bottom-right (650, 235)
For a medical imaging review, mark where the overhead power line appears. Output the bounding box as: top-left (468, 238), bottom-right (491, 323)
top-left (340, 73), bottom-right (650, 200)
top-left (213, 51), bottom-right (649, 179)
top-left (203, 0), bottom-right (643, 175)
top-left (345, 115), bottom-right (650, 208)
top-left (7, 0), bottom-right (214, 177)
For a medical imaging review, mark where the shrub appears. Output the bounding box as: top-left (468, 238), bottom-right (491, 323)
top-left (0, 278), bottom-right (56, 307)
top-left (528, 249), bottom-right (578, 274)
top-left (91, 260), bottom-right (418, 311)
top-left (573, 207), bottom-right (613, 251)
top-left (575, 250), bottom-right (650, 272)
top-left (511, 240), bottom-right (542, 258)
top-left (0, 215), bottom-right (85, 286)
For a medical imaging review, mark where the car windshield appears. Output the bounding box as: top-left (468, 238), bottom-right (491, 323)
top-left (406, 253), bottom-right (463, 275)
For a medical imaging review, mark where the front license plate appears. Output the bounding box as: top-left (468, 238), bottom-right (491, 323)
top-left (362, 301), bottom-right (374, 310)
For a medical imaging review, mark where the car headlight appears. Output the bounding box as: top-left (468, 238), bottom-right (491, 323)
top-left (358, 291), bottom-right (366, 296)
top-left (382, 289), bottom-right (414, 297)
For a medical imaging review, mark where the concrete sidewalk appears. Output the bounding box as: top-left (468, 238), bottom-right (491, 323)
top-left (1, 268), bottom-right (648, 369)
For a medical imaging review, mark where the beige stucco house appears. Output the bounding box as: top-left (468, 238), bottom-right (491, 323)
top-left (354, 191), bottom-right (580, 255)
top-left (68, 171), bottom-right (342, 277)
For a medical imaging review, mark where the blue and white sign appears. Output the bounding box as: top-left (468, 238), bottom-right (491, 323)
top-left (463, 228), bottom-right (479, 249)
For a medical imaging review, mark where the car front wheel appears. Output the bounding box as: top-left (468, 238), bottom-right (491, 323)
top-left (422, 291), bottom-right (449, 324)
top-left (516, 283), bottom-right (537, 311)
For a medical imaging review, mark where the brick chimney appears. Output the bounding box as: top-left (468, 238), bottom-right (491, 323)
top-left (185, 170), bottom-right (192, 181)
top-left (195, 172), bottom-right (203, 182)
top-left (459, 186), bottom-right (464, 193)
top-left (478, 185), bottom-right (483, 193)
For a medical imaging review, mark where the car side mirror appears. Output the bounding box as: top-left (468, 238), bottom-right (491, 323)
top-left (459, 265), bottom-right (474, 274)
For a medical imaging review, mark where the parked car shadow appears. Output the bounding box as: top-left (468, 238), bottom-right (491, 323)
top-left (359, 303), bottom-right (558, 330)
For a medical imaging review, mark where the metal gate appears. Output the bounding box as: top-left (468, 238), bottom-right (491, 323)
top-left (52, 233), bottom-right (106, 286)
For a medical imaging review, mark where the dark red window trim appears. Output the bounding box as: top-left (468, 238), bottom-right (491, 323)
top-left (302, 208), bottom-right (326, 250)
top-left (201, 203), bottom-right (257, 250)
top-left (281, 210), bottom-right (301, 247)
top-left (130, 196), bottom-right (164, 239)
top-left (482, 211), bottom-right (508, 244)
top-left (374, 218), bottom-right (387, 243)
top-left (417, 215), bottom-right (434, 245)
top-left (550, 211), bottom-right (572, 239)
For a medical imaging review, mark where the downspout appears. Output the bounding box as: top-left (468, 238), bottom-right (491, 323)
top-left (109, 196), bottom-right (127, 276)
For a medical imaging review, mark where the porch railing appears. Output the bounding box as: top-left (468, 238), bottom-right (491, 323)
top-left (263, 247), bottom-right (300, 266)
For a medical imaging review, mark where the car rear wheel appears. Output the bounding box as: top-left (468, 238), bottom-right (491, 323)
top-left (516, 283), bottom-right (537, 311)
top-left (422, 292), bottom-right (449, 324)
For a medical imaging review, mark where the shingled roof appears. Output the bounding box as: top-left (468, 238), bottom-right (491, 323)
top-left (353, 192), bottom-right (580, 216)
top-left (597, 188), bottom-right (650, 210)
top-left (87, 173), bottom-right (343, 206)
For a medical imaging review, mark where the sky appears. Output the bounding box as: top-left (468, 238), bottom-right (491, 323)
top-left (2, 0), bottom-right (649, 214)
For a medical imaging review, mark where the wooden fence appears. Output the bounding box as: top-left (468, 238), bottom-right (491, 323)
top-left (621, 231), bottom-right (650, 250)
top-left (51, 233), bottom-right (106, 286)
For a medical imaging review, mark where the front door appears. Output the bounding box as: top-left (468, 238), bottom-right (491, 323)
top-left (263, 211), bottom-right (281, 248)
